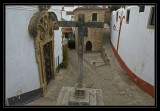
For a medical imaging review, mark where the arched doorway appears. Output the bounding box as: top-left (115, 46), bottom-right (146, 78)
top-left (28, 10), bottom-right (59, 94)
top-left (86, 41), bottom-right (92, 51)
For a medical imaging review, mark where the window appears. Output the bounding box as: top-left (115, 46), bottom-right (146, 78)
top-left (116, 12), bottom-right (118, 22)
top-left (150, 7), bottom-right (155, 26)
top-left (139, 5), bottom-right (145, 12)
top-left (126, 9), bottom-right (130, 24)
top-left (92, 13), bottom-right (97, 21)
top-left (147, 7), bottom-right (155, 29)
top-left (78, 14), bottom-right (85, 22)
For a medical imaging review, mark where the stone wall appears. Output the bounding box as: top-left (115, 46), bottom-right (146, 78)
top-left (105, 12), bottom-right (111, 25)
top-left (84, 28), bottom-right (104, 52)
top-left (74, 9), bottom-right (105, 52)
top-left (74, 9), bottom-right (105, 22)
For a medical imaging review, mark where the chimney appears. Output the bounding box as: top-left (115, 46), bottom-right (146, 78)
top-left (103, 5), bottom-right (106, 9)
top-left (62, 6), bottom-right (64, 11)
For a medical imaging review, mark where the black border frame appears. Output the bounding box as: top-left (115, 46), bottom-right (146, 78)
top-left (3, 2), bottom-right (157, 109)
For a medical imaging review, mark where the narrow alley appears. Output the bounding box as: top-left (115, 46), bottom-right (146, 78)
top-left (5, 5), bottom-right (155, 107)
top-left (26, 28), bottom-right (154, 106)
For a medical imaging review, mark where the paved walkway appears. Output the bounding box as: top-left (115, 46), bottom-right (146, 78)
top-left (68, 49), bottom-right (154, 106)
top-left (26, 28), bottom-right (154, 106)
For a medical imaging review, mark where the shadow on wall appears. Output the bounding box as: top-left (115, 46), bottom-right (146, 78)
top-left (105, 12), bottom-right (111, 25)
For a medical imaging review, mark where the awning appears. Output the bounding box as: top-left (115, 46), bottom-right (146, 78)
top-left (62, 27), bottom-right (72, 29)
top-left (62, 30), bottom-right (73, 33)
top-left (61, 27), bottom-right (72, 33)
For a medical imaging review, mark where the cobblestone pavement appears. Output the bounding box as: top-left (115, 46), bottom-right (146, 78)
top-left (68, 49), bottom-right (154, 106)
top-left (26, 28), bottom-right (154, 106)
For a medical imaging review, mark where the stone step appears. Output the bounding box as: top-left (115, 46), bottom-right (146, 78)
top-left (56, 86), bottom-right (104, 106)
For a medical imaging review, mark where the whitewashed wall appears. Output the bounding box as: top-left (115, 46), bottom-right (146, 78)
top-left (62, 6), bottom-right (78, 21)
top-left (61, 6), bottom-right (78, 37)
top-left (5, 6), bottom-right (40, 99)
top-left (110, 6), bottom-right (154, 86)
top-left (62, 7), bottom-right (72, 21)
top-left (49, 6), bottom-right (63, 68)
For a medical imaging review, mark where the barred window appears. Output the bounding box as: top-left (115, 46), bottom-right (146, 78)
top-left (78, 14), bottom-right (85, 22)
top-left (150, 7), bottom-right (155, 26)
top-left (116, 12), bottom-right (118, 22)
top-left (139, 5), bottom-right (145, 12)
top-left (126, 9), bottom-right (130, 24)
top-left (92, 13), bottom-right (97, 21)
top-left (147, 6), bottom-right (155, 29)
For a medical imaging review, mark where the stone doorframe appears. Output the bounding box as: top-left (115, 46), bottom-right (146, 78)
top-left (28, 9), bottom-right (59, 95)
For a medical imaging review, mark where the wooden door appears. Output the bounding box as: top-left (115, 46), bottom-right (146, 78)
top-left (86, 41), bottom-right (92, 51)
top-left (43, 41), bottom-right (52, 84)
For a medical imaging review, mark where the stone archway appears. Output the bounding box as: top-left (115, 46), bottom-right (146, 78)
top-left (28, 9), bottom-right (59, 95)
top-left (86, 41), bottom-right (92, 51)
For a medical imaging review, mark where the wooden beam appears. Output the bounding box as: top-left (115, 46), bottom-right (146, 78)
top-left (58, 21), bottom-right (77, 27)
top-left (58, 21), bottom-right (104, 28)
top-left (86, 22), bottom-right (104, 28)
top-left (58, 20), bottom-right (104, 91)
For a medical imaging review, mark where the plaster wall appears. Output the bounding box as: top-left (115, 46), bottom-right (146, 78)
top-left (5, 6), bottom-right (40, 99)
top-left (62, 7), bottom-right (76, 21)
top-left (110, 6), bottom-right (154, 86)
top-left (61, 6), bottom-right (79, 37)
top-left (62, 11), bottom-right (72, 21)
top-left (49, 6), bottom-right (63, 68)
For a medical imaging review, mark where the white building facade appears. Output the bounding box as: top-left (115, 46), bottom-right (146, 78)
top-left (5, 5), bottom-right (63, 105)
top-left (48, 6), bottom-right (63, 69)
top-left (110, 6), bottom-right (155, 97)
top-left (62, 5), bottom-right (78, 21)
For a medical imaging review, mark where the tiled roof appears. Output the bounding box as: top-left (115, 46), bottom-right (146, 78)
top-left (62, 27), bottom-right (72, 33)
